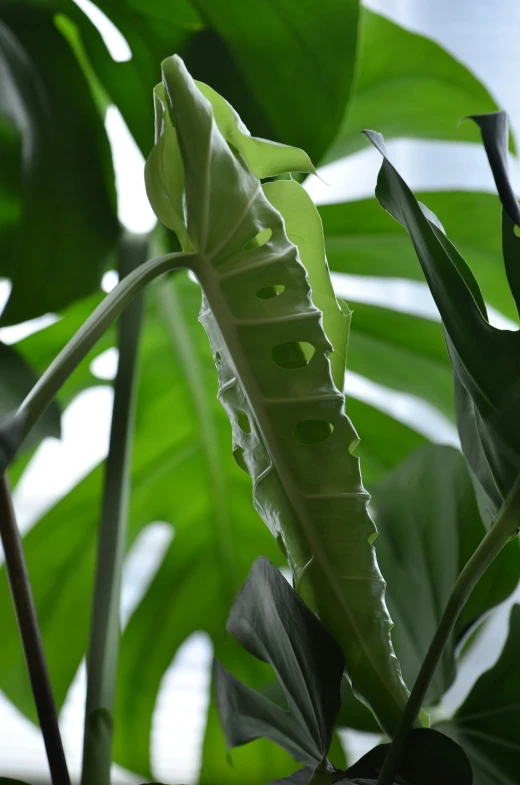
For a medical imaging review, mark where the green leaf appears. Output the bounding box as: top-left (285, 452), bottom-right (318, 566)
top-left (147, 54), bottom-right (411, 735)
top-left (437, 604), bottom-right (520, 785)
top-left (63, 0), bottom-right (359, 164)
top-left (343, 728), bottom-right (472, 784)
top-left (197, 81), bottom-right (316, 179)
top-left (367, 128), bottom-right (520, 517)
top-left (320, 191), bottom-right (515, 322)
top-left (0, 4), bottom-right (118, 324)
top-left (325, 8), bottom-right (500, 162)
top-left (371, 444), bottom-right (520, 704)
top-left (214, 558), bottom-right (344, 767)
top-left (262, 180), bottom-right (350, 391)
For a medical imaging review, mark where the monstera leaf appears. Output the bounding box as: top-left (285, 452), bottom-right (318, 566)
top-left (144, 55), bottom-right (411, 735)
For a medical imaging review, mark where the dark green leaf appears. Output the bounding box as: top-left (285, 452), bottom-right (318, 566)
top-left (367, 129), bottom-right (520, 516)
top-left (438, 604), bottom-right (520, 785)
top-left (64, 0), bottom-right (359, 164)
top-left (321, 192), bottom-right (516, 322)
top-left (325, 8), bottom-right (500, 162)
top-left (214, 557), bottom-right (344, 767)
top-left (343, 728), bottom-right (472, 785)
top-left (0, 5), bottom-right (118, 324)
top-left (372, 445), bottom-right (519, 703)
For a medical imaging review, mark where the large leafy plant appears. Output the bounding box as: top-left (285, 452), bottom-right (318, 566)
top-left (1, 3), bottom-right (520, 785)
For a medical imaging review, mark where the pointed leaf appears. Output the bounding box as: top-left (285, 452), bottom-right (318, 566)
top-left (325, 8), bottom-right (500, 162)
top-left (367, 129), bottom-right (520, 514)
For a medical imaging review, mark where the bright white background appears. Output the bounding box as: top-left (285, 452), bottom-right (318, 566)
top-left (2, 0), bottom-right (520, 781)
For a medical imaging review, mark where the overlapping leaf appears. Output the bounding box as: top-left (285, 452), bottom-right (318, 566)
top-left (146, 56), bottom-right (411, 735)
top-left (437, 605), bottom-right (520, 784)
top-left (366, 124), bottom-right (520, 519)
top-left (214, 558), bottom-right (344, 767)
top-left (0, 3), bottom-right (118, 324)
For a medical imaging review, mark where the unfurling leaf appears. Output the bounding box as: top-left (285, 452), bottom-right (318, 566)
top-left (145, 55), bottom-right (411, 735)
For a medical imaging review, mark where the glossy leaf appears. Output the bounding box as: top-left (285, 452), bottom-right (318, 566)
top-left (372, 445), bottom-right (520, 703)
top-left (62, 0), bottom-right (359, 164)
top-left (367, 128), bottom-right (520, 518)
top-left (325, 8), bottom-right (500, 162)
top-left (0, 4), bottom-right (118, 324)
top-left (214, 558), bottom-right (344, 767)
top-left (146, 56), bottom-right (411, 735)
top-left (438, 605), bottom-right (520, 785)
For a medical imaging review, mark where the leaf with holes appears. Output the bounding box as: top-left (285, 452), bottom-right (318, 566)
top-left (145, 54), bottom-right (411, 736)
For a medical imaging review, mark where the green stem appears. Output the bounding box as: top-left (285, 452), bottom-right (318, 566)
top-left (14, 250), bottom-right (192, 446)
top-left (81, 236), bottom-right (148, 785)
top-left (0, 472), bottom-right (71, 785)
top-left (377, 472), bottom-right (520, 785)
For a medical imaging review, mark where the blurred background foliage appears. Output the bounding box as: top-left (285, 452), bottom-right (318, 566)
top-left (1, 0), bottom-right (519, 783)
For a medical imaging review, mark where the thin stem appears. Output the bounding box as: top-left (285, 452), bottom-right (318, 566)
top-left (81, 236), bottom-right (147, 785)
top-left (377, 472), bottom-right (520, 785)
top-left (13, 250), bottom-right (192, 447)
top-left (0, 472), bottom-right (71, 785)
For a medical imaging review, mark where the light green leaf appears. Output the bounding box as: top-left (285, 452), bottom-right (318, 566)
top-left (325, 8), bottom-right (500, 162)
top-left (197, 82), bottom-right (316, 179)
top-left (437, 605), bottom-right (520, 785)
top-left (146, 54), bottom-right (410, 736)
top-left (263, 180), bottom-right (350, 391)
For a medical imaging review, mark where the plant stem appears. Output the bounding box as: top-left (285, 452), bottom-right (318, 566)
top-left (81, 236), bottom-right (147, 785)
top-left (0, 472), bottom-right (71, 785)
top-left (12, 251), bottom-right (191, 447)
top-left (377, 472), bottom-right (520, 785)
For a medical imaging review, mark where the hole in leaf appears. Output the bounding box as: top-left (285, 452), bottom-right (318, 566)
top-left (293, 420), bottom-right (334, 445)
top-left (256, 284), bottom-right (285, 300)
top-left (515, 224), bottom-right (520, 238)
top-left (237, 410), bottom-right (251, 434)
top-left (215, 352), bottom-right (222, 366)
top-left (271, 342), bottom-right (315, 369)
top-left (233, 446), bottom-right (249, 474)
top-left (243, 228), bottom-right (272, 251)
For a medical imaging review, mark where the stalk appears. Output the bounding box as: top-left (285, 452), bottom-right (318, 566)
top-left (81, 236), bottom-right (147, 785)
top-left (377, 473), bottom-right (520, 785)
top-left (5, 250), bottom-right (191, 451)
top-left (0, 472), bottom-right (71, 785)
